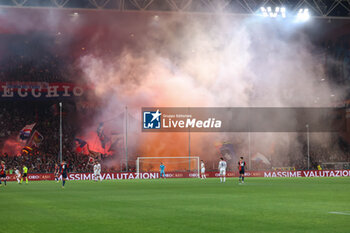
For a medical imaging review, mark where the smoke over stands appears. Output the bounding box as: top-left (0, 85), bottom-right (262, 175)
top-left (0, 7), bottom-right (344, 170)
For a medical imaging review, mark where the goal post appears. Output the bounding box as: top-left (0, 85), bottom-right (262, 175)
top-left (136, 156), bottom-right (200, 178)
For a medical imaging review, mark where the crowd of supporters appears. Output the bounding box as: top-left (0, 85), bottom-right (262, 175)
top-left (0, 100), bottom-right (95, 173)
top-left (0, 33), bottom-right (90, 173)
top-left (1, 100), bottom-right (350, 172)
top-left (323, 39), bottom-right (350, 86)
top-left (0, 150), bottom-right (91, 174)
top-left (1, 139), bottom-right (350, 173)
top-left (0, 33), bottom-right (77, 83)
top-left (0, 54), bottom-right (69, 83)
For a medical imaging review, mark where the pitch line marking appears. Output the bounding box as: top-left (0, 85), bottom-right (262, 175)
top-left (329, 211), bottom-right (350, 216)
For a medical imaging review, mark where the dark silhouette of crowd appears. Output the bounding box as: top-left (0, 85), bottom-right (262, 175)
top-left (0, 33), bottom-right (93, 173)
top-left (0, 100), bottom-right (93, 173)
top-left (0, 33), bottom-right (76, 83)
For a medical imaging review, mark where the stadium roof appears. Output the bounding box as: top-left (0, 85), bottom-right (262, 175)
top-left (1, 0), bottom-right (350, 19)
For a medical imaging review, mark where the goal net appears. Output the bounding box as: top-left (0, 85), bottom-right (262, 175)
top-left (136, 156), bottom-right (200, 178)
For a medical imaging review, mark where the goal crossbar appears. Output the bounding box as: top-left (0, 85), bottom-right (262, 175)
top-left (136, 156), bottom-right (200, 178)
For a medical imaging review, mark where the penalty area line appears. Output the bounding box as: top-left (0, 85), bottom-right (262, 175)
top-left (329, 211), bottom-right (350, 216)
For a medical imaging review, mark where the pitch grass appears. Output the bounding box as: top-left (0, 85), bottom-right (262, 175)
top-left (1, 177), bottom-right (350, 233)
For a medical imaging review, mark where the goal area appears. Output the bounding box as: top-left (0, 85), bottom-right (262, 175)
top-left (136, 156), bottom-right (200, 177)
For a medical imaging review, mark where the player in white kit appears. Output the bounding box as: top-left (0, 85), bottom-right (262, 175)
top-left (218, 157), bottom-right (227, 183)
top-left (200, 160), bottom-right (206, 179)
top-left (15, 167), bottom-right (21, 184)
top-left (93, 161), bottom-right (102, 182)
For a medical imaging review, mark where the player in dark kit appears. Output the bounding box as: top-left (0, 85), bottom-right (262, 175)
top-left (0, 161), bottom-right (7, 186)
top-left (238, 157), bottom-right (246, 183)
top-left (60, 161), bottom-right (68, 188)
top-left (54, 163), bottom-right (59, 182)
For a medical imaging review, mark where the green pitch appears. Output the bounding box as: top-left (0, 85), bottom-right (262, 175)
top-left (1, 177), bottom-right (350, 233)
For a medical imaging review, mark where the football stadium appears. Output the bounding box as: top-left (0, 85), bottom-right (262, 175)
top-left (1, 0), bottom-right (350, 232)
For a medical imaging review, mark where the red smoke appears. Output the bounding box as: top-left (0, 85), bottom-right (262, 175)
top-left (1, 138), bottom-right (23, 156)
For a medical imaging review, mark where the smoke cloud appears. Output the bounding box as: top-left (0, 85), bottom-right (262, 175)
top-left (0, 7), bottom-right (343, 169)
top-left (78, 12), bottom-right (342, 169)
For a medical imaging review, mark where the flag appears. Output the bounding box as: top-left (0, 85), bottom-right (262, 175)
top-left (74, 138), bottom-right (89, 154)
top-left (97, 123), bottom-right (109, 149)
top-left (22, 146), bottom-right (33, 155)
top-left (28, 130), bottom-right (44, 147)
top-left (18, 123), bottom-right (36, 141)
top-left (252, 152), bottom-right (271, 165)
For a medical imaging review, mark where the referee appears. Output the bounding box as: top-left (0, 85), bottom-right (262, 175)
top-left (20, 165), bottom-right (28, 184)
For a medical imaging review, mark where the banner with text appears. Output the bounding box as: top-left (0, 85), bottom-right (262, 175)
top-left (0, 82), bottom-right (88, 100)
top-left (4, 170), bottom-right (350, 181)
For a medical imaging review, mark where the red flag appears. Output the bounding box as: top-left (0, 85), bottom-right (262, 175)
top-left (28, 130), bottom-right (44, 147)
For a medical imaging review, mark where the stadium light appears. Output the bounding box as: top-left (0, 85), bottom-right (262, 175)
top-left (260, 7), bottom-right (268, 17)
top-left (259, 6), bottom-right (286, 18)
top-left (281, 7), bottom-right (286, 18)
top-left (296, 8), bottom-right (310, 21)
top-left (258, 6), bottom-right (311, 21)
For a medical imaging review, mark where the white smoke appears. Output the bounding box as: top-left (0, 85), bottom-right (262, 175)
top-left (77, 13), bottom-right (342, 167)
